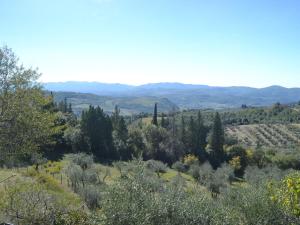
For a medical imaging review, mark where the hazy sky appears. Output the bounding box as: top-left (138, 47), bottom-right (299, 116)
top-left (1, 0), bottom-right (300, 87)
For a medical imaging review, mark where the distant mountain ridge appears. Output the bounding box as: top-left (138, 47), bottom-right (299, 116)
top-left (44, 82), bottom-right (300, 110)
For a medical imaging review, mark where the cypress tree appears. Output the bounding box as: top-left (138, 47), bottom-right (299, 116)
top-left (80, 105), bottom-right (114, 159)
top-left (195, 111), bottom-right (207, 160)
top-left (171, 114), bottom-right (176, 137)
top-left (64, 97), bottom-right (68, 113)
top-left (68, 103), bottom-right (73, 113)
top-left (187, 116), bottom-right (197, 153)
top-left (111, 105), bottom-right (121, 129)
top-left (180, 115), bottom-right (187, 147)
top-left (152, 103), bottom-right (158, 126)
top-left (209, 112), bottom-right (225, 169)
top-left (111, 105), bottom-right (130, 160)
top-left (197, 111), bottom-right (207, 150)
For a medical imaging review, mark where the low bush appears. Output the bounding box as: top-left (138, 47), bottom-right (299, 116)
top-left (145, 160), bottom-right (168, 177)
top-left (172, 161), bottom-right (187, 173)
top-left (183, 154), bottom-right (199, 166)
top-left (269, 171), bottom-right (300, 219)
top-left (0, 181), bottom-right (85, 225)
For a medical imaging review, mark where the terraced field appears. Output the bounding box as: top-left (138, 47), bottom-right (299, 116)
top-left (226, 124), bottom-right (300, 147)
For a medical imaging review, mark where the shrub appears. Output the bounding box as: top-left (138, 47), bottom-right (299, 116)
top-left (113, 161), bottom-right (128, 177)
top-left (244, 166), bottom-right (287, 186)
top-left (68, 153), bottom-right (94, 170)
top-left (100, 163), bottom-right (240, 225)
top-left (209, 163), bottom-right (234, 195)
top-left (79, 184), bottom-right (102, 210)
top-left (145, 160), bottom-right (168, 177)
top-left (183, 154), bottom-right (199, 166)
top-left (188, 162), bottom-right (213, 183)
top-left (222, 184), bottom-right (289, 225)
top-left (225, 145), bottom-right (248, 177)
top-left (172, 161), bottom-right (187, 173)
top-left (272, 153), bottom-right (300, 170)
top-left (55, 210), bottom-right (92, 225)
top-left (22, 167), bottom-right (63, 192)
top-left (269, 171), bottom-right (300, 219)
top-left (0, 181), bottom-right (83, 225)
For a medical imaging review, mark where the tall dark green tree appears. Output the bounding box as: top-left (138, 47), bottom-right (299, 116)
top-left (180, 115), bottom-right (187, 147)
top-left (152, 103), bottom-right (158, 126)
top-left (81, 106), bottom-right (114, 160)
top-left (111, 105), bottom-right (131, 160)
top-left (171, 114), bottom-right (177, 137)
top-left (64, 97), bottom-right (68, 113)
top-left (195, 111), bottom-right (207, 159)
top-left (68, 103), bottom-right (73, 113)
top-left (187, 116), bottom-right (197, 152)
top-left (209, 112), bottom-right (225, 169)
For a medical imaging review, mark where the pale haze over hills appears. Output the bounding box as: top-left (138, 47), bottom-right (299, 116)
top-left (45, 81), bottom-right (300, 115)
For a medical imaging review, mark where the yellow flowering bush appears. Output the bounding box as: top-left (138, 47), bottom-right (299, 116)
top-left (229, 156), bottom-right (241, 170)
top-left (246, 148), bottom-right (254, 160)
top-left (183, 154), bottom-right (199, 166)
top-left (269, 172), bottom-right (300, 216)
top-left (43, 161), bottom-right (62, 175)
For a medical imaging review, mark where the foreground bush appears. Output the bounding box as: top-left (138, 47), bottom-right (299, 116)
top-left (222, 185), bottom-right (290, 225)
top-left (101, 163), bottom-right (239, 225)
top-left (65, 153), bottom-right (103, 209)
top-left (0, 181), bottom-right (89, 225)
top-left (270, 171), bottom-right (300, 219)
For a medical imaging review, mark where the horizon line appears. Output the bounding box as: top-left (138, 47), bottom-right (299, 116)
top-left (41, 81), bottom-right (300, 89)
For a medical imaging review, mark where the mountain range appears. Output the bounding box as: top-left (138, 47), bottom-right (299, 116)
top-left (44, 82), bottom-right (300, 115)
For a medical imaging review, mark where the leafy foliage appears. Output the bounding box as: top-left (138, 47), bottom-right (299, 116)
top-left (0, 46), bottom-right (60, 166)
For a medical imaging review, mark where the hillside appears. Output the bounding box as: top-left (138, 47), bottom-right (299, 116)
top-left (178, 104), bottom-right (300, 126)
top-left (52, 91), bottom-right (179, 115)
top-left (44, 82), bottom-right (300, 109)
top-left (226, 124), bottom-right (300, 148)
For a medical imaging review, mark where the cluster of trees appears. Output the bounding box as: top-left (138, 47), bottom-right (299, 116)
top-left (182, 103), bottom-right (300, 126)
top-left (0, 46), bottom-right (63, 166)
top-left (2, 46), bottom-right (300, 225)
top-left (63, 102), bottom-right (228, 170)
top-left (0, 45), bottom-right (277, 178)
top-left (1, 45), bottom-right (299, 178)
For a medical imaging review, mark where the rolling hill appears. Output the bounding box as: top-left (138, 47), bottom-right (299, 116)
top-left (52, 91), bottom-right (179, 115)
top-left (44, 82), bottom-right (300, 109)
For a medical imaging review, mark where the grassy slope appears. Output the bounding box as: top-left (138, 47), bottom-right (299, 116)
top-left (0, 160), bottom-right (197, 201)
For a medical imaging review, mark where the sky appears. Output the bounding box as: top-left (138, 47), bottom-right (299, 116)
top-left (1, 0), bottom-right (300, 87)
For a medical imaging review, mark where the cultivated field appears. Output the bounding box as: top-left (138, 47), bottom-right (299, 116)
top-left (226, 124), bottom-right (300, 147)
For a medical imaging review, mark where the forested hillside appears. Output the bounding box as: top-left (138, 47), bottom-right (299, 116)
top-left (50, 91), bottom-right (179, 115)
top-left (1, 46), bottom-right (300, 225)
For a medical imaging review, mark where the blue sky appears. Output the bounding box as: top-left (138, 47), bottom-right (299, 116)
top-left (1, 0), bottom-right (300, 87)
